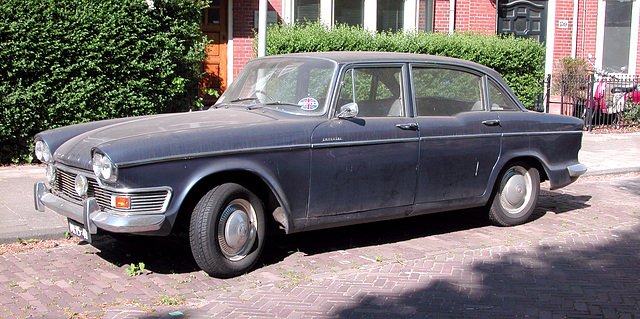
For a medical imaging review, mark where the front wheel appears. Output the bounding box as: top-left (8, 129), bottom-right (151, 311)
top-left (189, 183), bottom-right (265, 278)
top-left (488, 162), bottom-right (540, 226)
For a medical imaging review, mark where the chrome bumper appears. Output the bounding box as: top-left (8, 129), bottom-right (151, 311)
top-left (34, 181), bottom-right (166, 236)
top-left (567, 163), bottom-right (588, 177)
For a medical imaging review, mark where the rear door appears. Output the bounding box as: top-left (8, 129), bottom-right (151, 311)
top-left (411, 65), bottom-right (502, 203)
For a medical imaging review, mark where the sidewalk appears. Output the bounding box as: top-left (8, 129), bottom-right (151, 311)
top-left (1, 131), bottom-right (639, 244)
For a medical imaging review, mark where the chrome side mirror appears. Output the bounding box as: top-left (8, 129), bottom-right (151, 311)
top-left (337, 102), bottom-right (359, 119)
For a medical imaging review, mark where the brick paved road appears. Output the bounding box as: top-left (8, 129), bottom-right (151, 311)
top-left (1, 174), bottom-right (639, 318)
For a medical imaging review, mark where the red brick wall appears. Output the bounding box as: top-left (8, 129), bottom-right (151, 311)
top-left (432, 0), bottom-right (496, 34)
top-left (455, 0), bottom-right (496, 33)
top-left (552, 0), bottom-right (574, 63)
top-left (575, 0), bottom-right (598, 61)
top-left (232, 0), bottom-right (283, 78)
top-left (433, 0), bottom-right (451, 32)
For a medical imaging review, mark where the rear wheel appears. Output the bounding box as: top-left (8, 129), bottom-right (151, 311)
top-left (488, 162), bottom-right (540, 226)
top-left (189, 183), bottom-right (265, 278)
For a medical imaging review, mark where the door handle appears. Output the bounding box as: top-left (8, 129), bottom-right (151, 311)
top-left (396, 123), bottom-right (420, 131)
top-left (482, 119), bottom-right (501, 126)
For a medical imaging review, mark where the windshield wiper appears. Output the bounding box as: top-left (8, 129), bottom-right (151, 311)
top-left (246, 101), bottom-right (300, 110)
top-left (230, 97), bottom-right (259, 103)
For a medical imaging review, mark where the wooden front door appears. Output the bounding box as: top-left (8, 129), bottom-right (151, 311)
top-left (202, 0), bottom-right (228, 105)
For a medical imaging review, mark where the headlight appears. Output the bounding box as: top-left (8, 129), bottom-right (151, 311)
top-left (92, 152), bottom-right (117, 182)
top-left (35, 140), bottom-right (52, 163)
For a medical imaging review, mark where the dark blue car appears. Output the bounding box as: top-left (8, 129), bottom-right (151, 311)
top-left (34, 52), bottom-right (586, 277)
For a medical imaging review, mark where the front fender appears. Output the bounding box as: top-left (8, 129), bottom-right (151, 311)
top-left (118, 150), bottom-right (311, 234)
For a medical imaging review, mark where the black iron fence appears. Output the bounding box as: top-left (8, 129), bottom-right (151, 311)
top-left (559, 74), bottom-right (640, 130)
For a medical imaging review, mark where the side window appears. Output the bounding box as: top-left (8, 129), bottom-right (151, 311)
top-left (489, 81), bottom-right (520, 111)
top-left (337, 67), bottom-right (404, 117)
top-left (413, 67), bottom-right (483, 116)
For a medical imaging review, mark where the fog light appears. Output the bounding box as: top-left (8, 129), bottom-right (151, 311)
top-left (74, 174), bottom-right (88, 197)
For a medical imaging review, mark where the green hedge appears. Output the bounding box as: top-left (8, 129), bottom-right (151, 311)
top-left (0, 0), bottom-right (208, 164)
top-left (264, 22), bottom-right (545, 111)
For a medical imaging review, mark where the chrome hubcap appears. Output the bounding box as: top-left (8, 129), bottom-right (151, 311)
top-left (217, 199), bottom-right (256, 261)
top-left (499, 167), bottom-right (532, 215)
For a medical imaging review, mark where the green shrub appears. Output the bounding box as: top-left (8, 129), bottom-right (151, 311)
top-left (263, 22), bottom-right (545, 111)
top-left (0, 0), bottom-right (208, 164)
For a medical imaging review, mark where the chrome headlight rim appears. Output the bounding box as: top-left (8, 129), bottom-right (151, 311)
top-left (92, 151), bottom-right (117, 183)
top-left (35, 140), bottom-right (52, 164)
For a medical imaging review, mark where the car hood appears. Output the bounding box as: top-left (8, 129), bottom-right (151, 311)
top-left (53, 108), bottom-right (316, 170)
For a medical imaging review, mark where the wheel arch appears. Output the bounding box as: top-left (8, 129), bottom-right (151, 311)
top-left (173, 167), bottom-right (293, 236)
top-left (486, 154), bottom-right (549, 201)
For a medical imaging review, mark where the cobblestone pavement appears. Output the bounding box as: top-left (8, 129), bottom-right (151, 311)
top-left (1, 174), bottom-right (639, 318)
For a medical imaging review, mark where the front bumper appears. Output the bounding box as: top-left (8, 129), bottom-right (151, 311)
top-left (567, 163), bottom-right (587, 177)
top-left (34, 181), bottom-right (169, 237)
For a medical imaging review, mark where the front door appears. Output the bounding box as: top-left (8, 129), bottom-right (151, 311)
top-left (497, 0), bottom-right (548, 43)
top-left (202, 0), bottom-right (228, 104)
top-left (308, 66), bottom-right (419, 218)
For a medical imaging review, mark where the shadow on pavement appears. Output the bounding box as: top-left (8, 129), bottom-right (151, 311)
top-left (331, 223), bottom-right (640, 318)
top-left (90, 234), bottom-right (199, 274)
top-left (87, 187), bottom-right (591, 276)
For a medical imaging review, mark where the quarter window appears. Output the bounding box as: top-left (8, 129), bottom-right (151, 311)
top-left (488, 81), bottom-right (520, 111)
top-left (412, 68), bottom-right (483, 116)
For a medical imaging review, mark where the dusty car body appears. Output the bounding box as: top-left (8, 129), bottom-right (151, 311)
top-left (34, 52), bottom-right (586, 277)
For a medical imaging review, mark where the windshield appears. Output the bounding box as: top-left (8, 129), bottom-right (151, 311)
top-left (214, 57), bottom-right (337, 115)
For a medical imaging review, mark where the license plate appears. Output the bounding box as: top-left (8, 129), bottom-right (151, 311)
top-left (68, 219), bottom-right (92, 243)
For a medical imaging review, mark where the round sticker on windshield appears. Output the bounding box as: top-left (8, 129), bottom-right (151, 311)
top-left (298, 97), bottom-right (319, 111)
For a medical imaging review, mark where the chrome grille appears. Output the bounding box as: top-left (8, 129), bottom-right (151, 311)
top-left (52, 167), bottom-right (171, 214)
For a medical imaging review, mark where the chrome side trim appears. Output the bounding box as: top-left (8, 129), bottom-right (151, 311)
top-left (503, 131), bottom-right (583, 137)
top-left (311, 137), bottom-right (420, 149)
top-left (420, 133), bottom-right (502, 141)
top-left (567, 164), bottom-right (587, 177)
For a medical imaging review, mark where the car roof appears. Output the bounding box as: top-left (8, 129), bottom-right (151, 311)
top-left (263, 51), bottom-right (502, 78)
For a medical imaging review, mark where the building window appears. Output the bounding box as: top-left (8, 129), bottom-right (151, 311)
top-left (377, 0), bottom-right (404, 32)
top-left (423, 0), bottom-right (434, 32)
top-left (294, 0), bottom-right (320, 23)
top-left (335, 0), bottom-right (364, 26)
top-left (602, 0), bottom-right (632, 73)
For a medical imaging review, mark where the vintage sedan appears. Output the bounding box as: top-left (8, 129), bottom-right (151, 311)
top-left (34, 52), bottom-right (586, 277)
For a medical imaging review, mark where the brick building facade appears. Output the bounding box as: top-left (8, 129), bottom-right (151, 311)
top-left (208, 0), bottom-right (639, 91)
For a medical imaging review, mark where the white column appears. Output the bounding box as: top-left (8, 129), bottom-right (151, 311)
top-left (403, 0), bottom-right (417, 32)
top-left (594, 0), bottom-right (606, 70)
top-left (448, 0), bottom-right (456, 34)
top-left (628, 1), bottom-right (639, 75)
top-left (363, 0), bottom-right (377, 31)
top-left (320, 0), bottom-right (333, 26)
top-left (257, 0), bottom-right (267, 57)
top-left (544, 0), bottom-right (557, 77)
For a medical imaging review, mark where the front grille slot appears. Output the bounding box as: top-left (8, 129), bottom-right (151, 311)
top-left (52, 167), bottom-right (171, 214)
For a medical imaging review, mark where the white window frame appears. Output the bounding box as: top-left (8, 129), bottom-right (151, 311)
top-left (286, 0), bottom-right (419, 32)
top-left (595, 0), bottom-right (639, 75)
